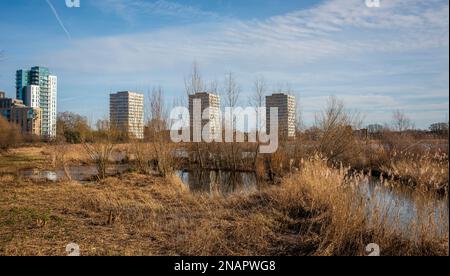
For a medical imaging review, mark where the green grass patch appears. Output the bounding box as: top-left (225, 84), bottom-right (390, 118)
top-left (0, 207), bottom-right (64, 227)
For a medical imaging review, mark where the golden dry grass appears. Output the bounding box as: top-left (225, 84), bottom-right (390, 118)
top-left (4, 140), bottom-right (448, 195)
top-left (0, 156), bottom-right (447, 256)
top-left (382, 150), bottom-right (449, 194)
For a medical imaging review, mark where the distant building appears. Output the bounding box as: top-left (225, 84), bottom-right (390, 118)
top-left (9, 105), bottom-right (42, 137)
top-left (47, 75), bottom-right (57, 138)
top-left (110, 91), bottom-right (144, 139)
top-left (25, 85), bottom-right (40, 108)
top-left (16, 70), bottom-right (29, 101)
top-left (16, 66), bottom-right (57, 138)
top-left (0, 93), bottom-right (42, 136)
top-left (266, 93), bottom-right (296, 138)
top-left (0, 94), bottom-right (23, 109)
top-left (189, 92), bottom-right (221, 142)
top-left (354, 128), bottom-right (368, 140)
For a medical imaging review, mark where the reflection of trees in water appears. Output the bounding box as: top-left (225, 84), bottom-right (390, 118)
top-left (187, 170), bottom-right (256, 194)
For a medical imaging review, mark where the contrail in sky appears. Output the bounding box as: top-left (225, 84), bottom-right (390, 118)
top-left (45, 0), bottom-right (72, 40)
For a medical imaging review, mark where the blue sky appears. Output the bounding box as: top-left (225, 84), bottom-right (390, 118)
top-left (0, 0), bottom-right (448, 128)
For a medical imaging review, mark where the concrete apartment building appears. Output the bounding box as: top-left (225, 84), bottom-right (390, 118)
top-left (0, 92), bottom-right (24, 110)
top-left (110, 91), bottom-right (144, 139)
top-left (16, 66), bottom-right (57, 138)
top-left (0, 91), bottom-right (42, 136)
top-left (25, 85), bottom-right (40, 108)
top-left (189, 92), bottom-right (221, 142)
top-left (266, 93), bottom-right (296, 138)
top-left (8, 105), bottom-right (42, 137)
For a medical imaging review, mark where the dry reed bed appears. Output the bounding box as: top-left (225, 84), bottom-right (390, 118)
top-left (3, 141), bottom-right (449, 196)
top-left (382, 150), bottom-right (449, 195)
top-left (0, 157), bottom-right (448, 256)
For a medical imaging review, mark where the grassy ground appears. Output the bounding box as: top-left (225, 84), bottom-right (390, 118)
top-left (0, 157), bottom-right (447, 256)
top-left (0, 150), bottom-right (48, 173)
top-left (0, 144), bottom-right (132, 173)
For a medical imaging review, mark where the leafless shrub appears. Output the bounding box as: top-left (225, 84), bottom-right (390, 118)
top-left (84, 142), bottom-right (115, 180)
top-left (391, 110), bottom-right (414, 132)
top-left (152, 141), bottom-right (178, 177)
top-left (131, 140), bottom-right (152, 175)
top-left (135, 86), bottom-right (178, 177)
top-left (50, 141), bottom-right (72, 181)
top-left (83, 124), bottom-right (117, 180)
top-left (314, 96), bottom-right (362, 165)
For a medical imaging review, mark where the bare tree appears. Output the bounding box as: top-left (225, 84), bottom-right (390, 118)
top-left (134, 86), bottom-right (177, 177)
top-left (184, 62), bottom-right (206, 168)
top-left (314, 96), bottom-right (362, 164)
top-left (147, 86), bottom-right (167, 135)
top-left (392, 110), bottom-right (414, 132)
top-left (222, 71), bottom-right (241, 132)
top-left (249, 76), bottom-right (267, 169)
top-left (223, 72), bottom-right (241, 109)
top-left (57, 111), bottom-right (91, 143)
top-left (184, 61), bottom-right (204, 97)
top-left (249, 76), bottom-right (266, 123)
top-left (222, 72), bottom-right (241, 171)
top-left (133, 86), bottom-right (168, 174)
top-left (207, 79), bottom-right (219, 94)
top-left (429, 122), bottom-right (449, 135)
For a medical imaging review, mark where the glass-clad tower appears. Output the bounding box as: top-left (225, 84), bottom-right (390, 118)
top-left (15, 66), bottom-right (57, 138)
top-left (16, 70), bottom-right (29, 102)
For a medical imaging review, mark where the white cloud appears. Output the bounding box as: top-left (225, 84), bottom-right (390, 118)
top-left (46, 0), bottom-right (448, 74)
top-left (91, 0), bottom-right (219, 22)
top-left (33, 0), bottom-right (449, 127)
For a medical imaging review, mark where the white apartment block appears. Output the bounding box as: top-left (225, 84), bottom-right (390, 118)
top-left (110, 91), bottom-right (144, 139)
top-left (266, 93), bottom-right (296, 138)
top-left (38, 75), bottom-right (57, 138)
top-left (25, 85), bottom-right (40, 109)
top-left (47, 75), bottom-right (57, 138)
top-left (189, 92), bottom-right (221, 142)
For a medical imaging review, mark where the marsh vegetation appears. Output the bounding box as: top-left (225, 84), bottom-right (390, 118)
top-left (0, 67), bottom-right (448, 256)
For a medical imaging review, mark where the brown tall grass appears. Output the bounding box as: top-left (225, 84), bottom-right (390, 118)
top-left (0, 156), bottom-right (447, 256)
top-left (286, 156), bottom-right (448, 255)
top-left (364, 141), bottom-right (449, 195)
top-left (384, 150), bottom-right (448, 194)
